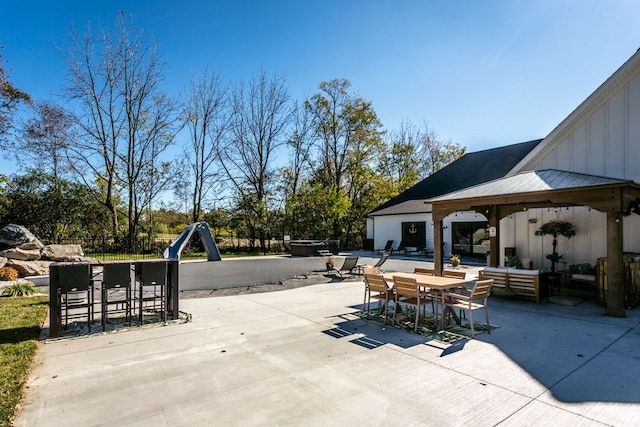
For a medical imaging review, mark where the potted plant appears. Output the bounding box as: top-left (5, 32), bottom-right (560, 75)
top-left (325, 255), bottom-right (335, 271)
top-left (535, 220), bottom-right (576, 273)
top-left (450, 254), bottom-right (461, 267)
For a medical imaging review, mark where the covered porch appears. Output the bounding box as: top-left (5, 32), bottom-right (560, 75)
top-left (428, 169), bottom-right (640, 317)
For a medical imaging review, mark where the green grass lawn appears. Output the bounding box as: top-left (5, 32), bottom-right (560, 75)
top-left (0, 296), bottom-right (48, 427)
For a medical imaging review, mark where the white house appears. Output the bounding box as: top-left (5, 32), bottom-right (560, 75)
top-left (367, 139), bottom-right (541, 258)
top-left (367, 49), bottom-right (640, 316)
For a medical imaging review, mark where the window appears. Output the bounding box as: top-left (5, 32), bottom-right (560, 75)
top-left (451, 221), bottom-right (489, 258)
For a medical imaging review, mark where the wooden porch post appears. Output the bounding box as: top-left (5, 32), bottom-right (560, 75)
top-left (488, 206), bottom-right (499, 267)
top-left (433, 215), bottom-right (444, 276)
top-left (606, 212), bottom-right (625, 317)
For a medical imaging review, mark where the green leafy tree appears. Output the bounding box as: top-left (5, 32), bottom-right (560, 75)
top-left (380, 120), bottom-right (421, 193)
top-left (0, 172), bottom-right (111, 241)
top-left (287, 182), bottom-right (349, 239)
top-left (305, 79), bottom-right (384, 245)
top-left (152, 207), bottom-right (190, 234)
top-left (203, 207), bottom-right (234, 238)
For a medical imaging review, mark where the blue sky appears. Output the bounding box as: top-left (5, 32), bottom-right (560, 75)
top-left (2, 0), bottom-right (640, 175)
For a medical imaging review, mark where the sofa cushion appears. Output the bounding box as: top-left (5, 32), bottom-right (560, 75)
top-left (572, 273), bottom-right (596, 282)
top-left (482, 267), bottom-right (507, 273)
top-left (507, 268), bottom-right (539, 275)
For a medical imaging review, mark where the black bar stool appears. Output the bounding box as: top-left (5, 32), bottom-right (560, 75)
top-left (136, 261), bottom-right (168, 324)
top-left (101, 263), bottom-right (133, 330)
top-left (56, 263), bottom-right (94, 330)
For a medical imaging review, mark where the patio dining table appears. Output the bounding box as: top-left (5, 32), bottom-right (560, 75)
top-left (382, 272), bottom-right (472, 330)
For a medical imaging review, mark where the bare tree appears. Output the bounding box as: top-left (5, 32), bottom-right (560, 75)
top-left (280, 101), bottom-right (313, 239)
top-left (183, 69), bottom-right (228, 223)
top-left (0, 44), bottom-right (31, 146)
top-left (282, 101), bottom-right (313, 198)
top-left (62, 23), bottom-right (121, 238)
top-left (380, 119), bottom-right (421, 192)
top-left (415, 122), bottom-right (465, 179)
top-left (62, 15), bottom-right (180, 241)
top-left (219, 71), bottom-right (291, 251)
top-left (20, 101), bottom-right (73, 190)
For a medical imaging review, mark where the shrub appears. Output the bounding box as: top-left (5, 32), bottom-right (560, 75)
top-left (0, 266), bottom-right (19, 281)
top-left (2, 281), bottom-right (40, 297)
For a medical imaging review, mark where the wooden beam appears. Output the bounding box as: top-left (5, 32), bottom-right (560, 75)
top-left (433, 216), bottom-right (444, 276)
top-left (606, 212), bottom-right (625, 317)
top-left (431, 184), bottom-right (637, 216)
top-left (487, 206), bottom-right (499, 267)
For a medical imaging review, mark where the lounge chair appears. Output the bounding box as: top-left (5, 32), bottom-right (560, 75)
top-left (329, 256), bottom-right (359, 278)
top-left (374, 240), bottom-right (394, 254)
top-left (391, 240), bottom-right (406, 255)
top-left (418, 248), bottom-right (434, 258)
top-left (372, 251), bottom-right (390, 269)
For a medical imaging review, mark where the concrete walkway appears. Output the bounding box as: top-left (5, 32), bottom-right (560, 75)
top-left (15, 260), bottom-right (640, 426)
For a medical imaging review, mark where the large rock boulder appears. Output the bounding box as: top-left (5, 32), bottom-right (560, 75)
top-left (41, 244), bottom-right (85, 261)
top-left (0, 247), bottom-right (41, 261)
top-left (0, 224), bottom-right (44, 250)
top-left (0, 256), bottom-right (6, 268)
top-left (7, 260), bottom-right (52, 277)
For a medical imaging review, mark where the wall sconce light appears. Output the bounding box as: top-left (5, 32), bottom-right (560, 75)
top-left (528, 218), bottom-right (537, 224)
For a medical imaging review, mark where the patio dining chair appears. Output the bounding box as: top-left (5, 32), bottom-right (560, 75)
top-left (363, 266), bottom-right (381, 275)
top-left (442, 279), bottom-right (493, 338)
top-left (363, 273), bottom-right (394, 322)
top-left (392, 275), bottom-right (435, 332)
top-left (413, 268), bottom-right (436, 315)
top-left (443, 270), bottom-right (466, 279)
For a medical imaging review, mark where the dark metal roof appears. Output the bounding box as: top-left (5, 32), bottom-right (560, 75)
top-left (428, 169), bottom-right (631, 202)
top-left (366, 200), bottom-right (431, 216)
top-left (368, 139), bottom-right (542, 216)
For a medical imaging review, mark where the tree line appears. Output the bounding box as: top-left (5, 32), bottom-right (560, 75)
top-left (0, 15), bottom-right (465, 251)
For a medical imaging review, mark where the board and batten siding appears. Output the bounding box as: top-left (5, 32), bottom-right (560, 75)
top-left (499, 207), bottom-right (609, 270)
top-left (522, 64), bottom-right (640, 182)
top-left (510, 53), bottom-right (640, 263)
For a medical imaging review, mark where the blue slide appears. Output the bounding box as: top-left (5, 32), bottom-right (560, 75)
top-left (163, 222), bottom-right (222, 261)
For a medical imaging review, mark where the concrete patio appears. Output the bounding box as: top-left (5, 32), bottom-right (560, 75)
top-left (14, 260), bottom-right (640, 426)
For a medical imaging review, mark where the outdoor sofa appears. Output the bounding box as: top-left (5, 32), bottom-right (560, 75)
top-left (479, 266), bottom-right (542, 304)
